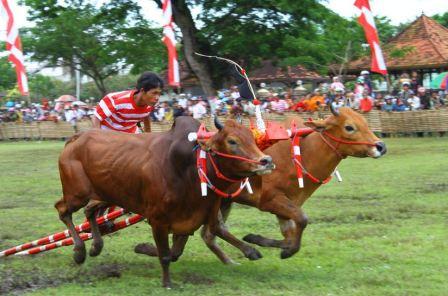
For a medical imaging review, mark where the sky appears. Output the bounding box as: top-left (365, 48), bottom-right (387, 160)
top-left (325, 0), bottom-right (447, 25)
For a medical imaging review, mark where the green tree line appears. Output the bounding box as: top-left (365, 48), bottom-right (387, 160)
top-left (1, 0), bottom-right (446, 102)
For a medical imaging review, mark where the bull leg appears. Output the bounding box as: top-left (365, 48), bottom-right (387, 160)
top-left (55, 198), bottom-right (87, 264)
top-left (134, 234), bottom-right (189, 262)
top-left (84, 200), bottom-right (108, 257)
top-left (242, 193), bottom-right (308, 259)
top-left (200, 203), bottom-right (237, 264)
top-left (152, 224), bottom-right (172, 288)
top-left (208, 205), bottom-right (262, 261)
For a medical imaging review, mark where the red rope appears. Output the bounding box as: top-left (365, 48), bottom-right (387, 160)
top-left (210, 149), bottom-right (262, 164)
top-left (322, 131), bottom-right (377, 146)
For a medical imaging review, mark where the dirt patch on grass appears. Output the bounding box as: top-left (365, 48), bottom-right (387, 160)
top-left (417, 183), bottom-right (448, 194)
top-left (181, 272), bottom-right (215, 286)
top-left (0, 263), bottom-right (125, 295)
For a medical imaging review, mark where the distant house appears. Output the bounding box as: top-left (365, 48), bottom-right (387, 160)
top-left (248, 60), bottom-right (327, 89)
top-left (345, 14), bottom-right (448, 84)
top-left (162, 59), bottom-right (327, 95)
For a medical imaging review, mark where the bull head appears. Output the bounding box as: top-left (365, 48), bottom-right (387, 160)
top-left (330, 103), bottom-right (340, 117)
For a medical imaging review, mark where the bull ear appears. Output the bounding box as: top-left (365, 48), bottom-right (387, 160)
top-left (214, 116), bottom-right (224, 130)
top-left (304, 120), bottom-right (327, 132)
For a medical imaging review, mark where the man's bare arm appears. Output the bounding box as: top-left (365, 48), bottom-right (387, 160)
top-left (143, 117), bottom-right (151, 133)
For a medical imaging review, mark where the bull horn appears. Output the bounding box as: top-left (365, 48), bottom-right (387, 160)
top-left (214, 116), bottom-right (224, 130)
top-left (330, 103), bottom-right (340, 117)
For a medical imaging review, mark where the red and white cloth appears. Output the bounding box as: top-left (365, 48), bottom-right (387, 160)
top-left (162, 0), bottom-right (180, 87)
top-left (0, 0), bottom-right (29, 95)
top-left (94, 90), bottom-right (153, 134)
top-left (354, 0), bottom-right (387, 75)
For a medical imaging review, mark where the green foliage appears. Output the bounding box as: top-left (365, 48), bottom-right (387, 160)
top-left (0, 56), bottom-right (18, 92)
top-left (432, 12), bottom-right (448, 28)
top-left (21, 0), bottom-right (166, 95)
top-left (388, 45), bottom-right (416, 58)
top-left (188, 1), bottom-right (399, 77)
top-left (1, 138), bottom-right (448, 295)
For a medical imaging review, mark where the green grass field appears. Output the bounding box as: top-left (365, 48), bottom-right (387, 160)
top-left (0, 139), bottom-right (447, 295)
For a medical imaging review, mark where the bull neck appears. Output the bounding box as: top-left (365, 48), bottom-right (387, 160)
top-left (300, 132), bottom-right (341, 182)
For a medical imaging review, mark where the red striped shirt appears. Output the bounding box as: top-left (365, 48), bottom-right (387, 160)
top-left (94, 90), bottom-right (153, 133)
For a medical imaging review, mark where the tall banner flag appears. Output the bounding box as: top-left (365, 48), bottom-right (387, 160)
top-left (0, 0), bottom-right (29, 95)
top-left (162, 0), bottom-right (180, 87)
top-left (354, 0), bottom-right (388, 75)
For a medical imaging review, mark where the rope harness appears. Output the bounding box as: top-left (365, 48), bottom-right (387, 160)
top-left (196, 148), bottom-right (260, 198)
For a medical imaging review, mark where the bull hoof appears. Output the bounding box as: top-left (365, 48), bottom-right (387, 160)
top-left (242, 234), bottom-right (262, 244)
top-left (245, 247), bottom-right (263, 261)
top-left (73, 245), bottom-right (86, 264)
top-left (280, 249), bottom-right (294, 259)
top-left (134, 243), bottom-right (158, 257)
top-left (89, 241), bottom-right (104, 257)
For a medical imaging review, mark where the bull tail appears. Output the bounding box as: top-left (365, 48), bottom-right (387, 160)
top-left (65, 132), bottom-right (83, 147)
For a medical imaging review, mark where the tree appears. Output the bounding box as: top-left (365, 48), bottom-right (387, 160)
top-left (433, 12), bottom-right (448, 28)
top-left (0, 57), bottom-right (19, 92)
top-left (22, 0), bottom-right (166, 96)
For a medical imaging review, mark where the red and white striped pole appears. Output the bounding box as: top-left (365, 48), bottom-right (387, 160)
top-left (0, 208), bottom-right (127, 257)
top-left (14, 214), bottom-right (144, 256)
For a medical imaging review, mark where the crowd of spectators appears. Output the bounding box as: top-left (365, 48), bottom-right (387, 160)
top-left (1, 70), bottom-right (447, 125)
top-left (148, 71), bottom-right (447, 122)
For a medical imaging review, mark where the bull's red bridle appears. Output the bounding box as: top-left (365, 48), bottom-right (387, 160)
top-left (196, 148), bottom-right (261, 199)
top-left (291, 122), bottom-right (377, 187)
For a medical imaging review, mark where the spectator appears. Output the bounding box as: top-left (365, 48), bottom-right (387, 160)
top-left (344, 92), bottom-right (356, 108)
top-left (331, 92), bottom-right (344, 112)
top-left (417, 87), bottom-right (431, 110)
top-left (172, 100), bottom-right (186, 118)
top-left (408, 95), bottom-right (421, 111)
top-left (393, 98), bottom-right (406, 112)
top-left (307, 89), bottom-right (325, 112)
top-left (191, 97), bottom-right (207, 119)
top-left (373, 92), bottom-right (384, 110)
top-left (330, 76), bottom-right (345, 94)
top-left (382, 96), bottom-right (394, 112)
top-left (358, 90), bottom-right (374, 113)
top-left (354, 76), bottom-right (365, 100)
top-left (361, 70), bottom-right (372, 95)
top-left (270, 94), bottom-right (289, 114)
top-left (398, 81), bottom-right (414, 107)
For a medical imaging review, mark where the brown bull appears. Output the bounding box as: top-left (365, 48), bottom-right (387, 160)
top-left (55, 116), bottom-right (274, 288)
top-left (136, 107), bottom-right (386, 263)
top-left (203, 107), bottom-right (387, 261)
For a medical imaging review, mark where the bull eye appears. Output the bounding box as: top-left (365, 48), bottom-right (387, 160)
top-left (345, 125), bottom-right (355, 133)
top-left (227, 139), bottom-right (238, 145)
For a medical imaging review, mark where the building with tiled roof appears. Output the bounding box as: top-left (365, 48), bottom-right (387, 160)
top-left (346, 14), bottom-right (448, 74)
top-left (249, 60), bottom-right (327, 85)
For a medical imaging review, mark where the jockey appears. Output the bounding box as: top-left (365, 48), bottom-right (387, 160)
top-left (90, 71), bottom-right (163, 232)
top-left (92, 72), bottom-right (164, 133)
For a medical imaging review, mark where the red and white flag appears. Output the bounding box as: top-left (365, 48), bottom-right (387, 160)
top-left (162, 0), bottom-right (180, 87)
top-left (1, 0), bottom-right (29, 95)
top-left (354, 0), bottom-right (387, 75)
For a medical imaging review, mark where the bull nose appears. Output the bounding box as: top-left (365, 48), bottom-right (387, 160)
top-left (259, 155), bottom-right (273, 166)
top-left (375, 141), bottom-right (387, 155)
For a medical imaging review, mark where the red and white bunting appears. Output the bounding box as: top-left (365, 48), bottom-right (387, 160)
top-left (354, 0), bottom-right (388, 75)
top-left (0, 0), bottom-right (29, 95)
top-left (162, 0), bottom-right (180, 87)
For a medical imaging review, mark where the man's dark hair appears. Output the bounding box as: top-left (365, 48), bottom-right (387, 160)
top-left (136, 72), bottom-right (164, 92)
